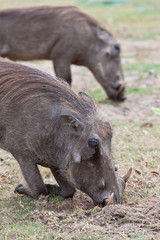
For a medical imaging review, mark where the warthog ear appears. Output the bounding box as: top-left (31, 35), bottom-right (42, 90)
top-left (79, 92), bottom-right (96, 111)
top-left (96, 27), bottom-right (112, 42)
top-left (79, 91), bottom-right (94, 103)
top-left (60, 114), bottom-right (84, 134)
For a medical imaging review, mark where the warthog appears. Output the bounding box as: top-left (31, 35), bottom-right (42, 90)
top-left (0, 6), bottom-right (126, 101)
top-left (0, 59), bottom-right (131, 205)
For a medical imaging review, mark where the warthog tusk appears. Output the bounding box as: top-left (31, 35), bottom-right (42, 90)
top-left (105, 192), bottom-right (114, 206)
top-left (117, 81), bottom-right (127, 95)
top-left (123, 167), bottom-right (132, 183)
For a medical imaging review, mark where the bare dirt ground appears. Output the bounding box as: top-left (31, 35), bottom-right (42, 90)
top-left (0, 39), bottom-right (160, 240)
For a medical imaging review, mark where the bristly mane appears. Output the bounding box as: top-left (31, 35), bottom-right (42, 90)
top-left (0, 6), bottom-right (112, 37)
top-left (0, 60), bottom-right (95, 116)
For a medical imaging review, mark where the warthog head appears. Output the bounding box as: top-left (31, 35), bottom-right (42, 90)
top-left (89, 27), bottom-right (126, 102)
top-left (62, 93), bottom-right (131, 205)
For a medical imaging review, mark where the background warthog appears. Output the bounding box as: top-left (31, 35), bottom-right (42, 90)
top-left (0, 6), bottom-right (126, 101)
top-left (0, 59), bottom-right (130, 205)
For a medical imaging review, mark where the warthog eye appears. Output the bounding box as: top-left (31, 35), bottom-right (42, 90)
top-left (114, 44), bottom-right (120, 53)
top-left (88, 138), bottom-right (99, 149)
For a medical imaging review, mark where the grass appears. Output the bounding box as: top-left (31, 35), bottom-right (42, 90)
top-left (113, 121), bottom-right (160, 175)
top-left (112, 121), bottom-right (160, 208)
top-left (87, 86), bottom-right (160, 103)
top-left (125, 62), bottom-right (160, 78)
top-left (151, 107), bottom-right (160, 115)
top-left (0, 194), bottom-right (63, 239)
top-left (87, 88), bottom-right (109, 103)
top-left (0, 0), bottom-right (160, 39)
top-left (126, 86), bottom-right (159, 95)
top-left (1, 223), bottom-right (53, 240)
top-left (78, 0), bottom-right (160, 39)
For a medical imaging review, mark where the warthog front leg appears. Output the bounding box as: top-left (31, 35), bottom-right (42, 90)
top-left (45, 168), bottom-right (76, 198)
top-left (53, 59), bottom-right (72, 86)
top-left (14, 158), bottom-right (48, 199)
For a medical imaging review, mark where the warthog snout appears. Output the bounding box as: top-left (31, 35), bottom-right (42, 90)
top-left (107, 81), bottom-right (127, 102)
top-left (93, 168), bottom-right (132, 207)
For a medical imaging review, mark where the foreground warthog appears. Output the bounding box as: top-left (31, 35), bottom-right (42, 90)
top-left (0, 59), bottom-right (131, 206)
top-left (0, 6), bottom-right (126, 101)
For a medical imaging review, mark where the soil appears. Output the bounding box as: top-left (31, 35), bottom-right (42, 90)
top-left (1, 39), bottom-right (160, 239)
top-left (28, 192), bottom-right (160, 240)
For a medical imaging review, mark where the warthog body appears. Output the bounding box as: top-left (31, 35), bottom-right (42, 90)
top-left (0, 59), bottom-right (129, 205)
top-left (0, 6), bottom-right (126, 101)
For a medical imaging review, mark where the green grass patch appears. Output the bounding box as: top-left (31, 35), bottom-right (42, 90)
top-left (46, 194), bottom-right (63, 205)
top-left (151, 107), bottom-right (160, 115)
top-left (0, 196), bottom-right (36, 222)
top-left (78, 0), bottom-right (160, 39)
top-left (1, 223), bottom-right (53, 240)
top-left (0, 0), bottom-right (160, 39)
top-left (132, 30), bottom-right (160, 40)
top-left (126, 87), bottom-right (155, 95)
top-left (118, 229), bottom-right (150, 240)
top-left (125, 62), bottom-right (160, 77)
top-left (113, 121), bottom-right (160, 165)
top-left (87, 85), bottom-right (160, 103)
top-left (87, 87), bottom-right (126, 104)
top-left (87, 88), bottom-right (108, 103)
top-left (0, 195), bottom-right (64, 239)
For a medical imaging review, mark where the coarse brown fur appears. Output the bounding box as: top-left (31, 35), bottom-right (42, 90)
top-left (0, 59), bottom-right (95, 115)
top-left (0, 59), bottom-right (124, 204)
top-left (0, 6), bottom-right (125, 101)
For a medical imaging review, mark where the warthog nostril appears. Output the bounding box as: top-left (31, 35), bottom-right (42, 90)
top-left (116, 73), bottom-right (121, 80)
